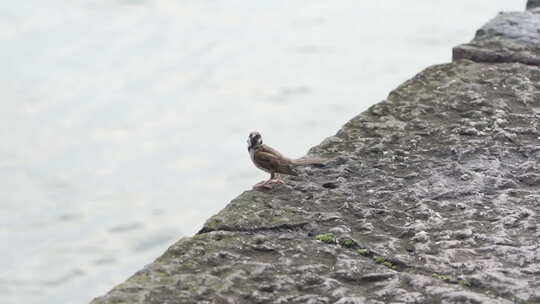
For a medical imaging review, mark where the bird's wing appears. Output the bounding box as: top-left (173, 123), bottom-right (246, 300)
top-left (254, 151), bottom-right (297, 176)
top-left (260, 144), bottom-right (288, 160)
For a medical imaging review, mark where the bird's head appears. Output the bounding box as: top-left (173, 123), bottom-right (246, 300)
top-left (247, 131), bottom-right (263, 150)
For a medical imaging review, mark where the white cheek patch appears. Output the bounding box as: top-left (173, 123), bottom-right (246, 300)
top-left (247, 132), bottom-right (261, 148)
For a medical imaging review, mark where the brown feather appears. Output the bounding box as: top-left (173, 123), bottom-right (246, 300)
top-left (290, 156), bottom-right (327, 166)
top-left (253, 150), bottom-right (297, 176)
top-left (258, 144), bottom-right (289, 160)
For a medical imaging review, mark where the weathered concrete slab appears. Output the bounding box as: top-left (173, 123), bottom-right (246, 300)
top-left (91, 59), bottom-right (540, 304)
top-left (453, 9), bottom-right (540, 66)
top-left (528, 0), bottom-right (540, 10)
top-left (91, 2), bottom-right (540, 303)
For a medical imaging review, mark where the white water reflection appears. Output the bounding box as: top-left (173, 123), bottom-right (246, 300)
top-left (0, 1), bottom-right (524, 303)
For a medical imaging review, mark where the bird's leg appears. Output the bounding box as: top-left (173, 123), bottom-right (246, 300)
top-left (253, 173), bottom-right (285, 189)
top-left (268, 172), bottom-right (284, 184)
top-left (253, 174), bottom-right (274, 188)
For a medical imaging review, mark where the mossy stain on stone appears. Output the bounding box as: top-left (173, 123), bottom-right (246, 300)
top-left (339, 238), bottom-right (355, 248)
top-left (315, 233), bottom-right (336, 244)
top-left (373, 256), bottom-right (397, 269)
top-left (357, 248), bottom-right (370, 256)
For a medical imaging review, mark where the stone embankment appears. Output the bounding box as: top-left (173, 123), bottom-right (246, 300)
top-left (92, 2), bottom-right (540, 303)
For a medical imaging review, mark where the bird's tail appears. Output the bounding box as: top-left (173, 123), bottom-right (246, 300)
top-left (290, 157), bottom-right (327, 166)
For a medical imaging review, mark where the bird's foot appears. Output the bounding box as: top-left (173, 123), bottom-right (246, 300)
top-left (268, 179), bottom-right (285, 185)
top-left (253, 180), bottom-right (273, 189)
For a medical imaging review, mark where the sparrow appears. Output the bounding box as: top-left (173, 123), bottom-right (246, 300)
top-left (247, 131), bottom-right (325, 188)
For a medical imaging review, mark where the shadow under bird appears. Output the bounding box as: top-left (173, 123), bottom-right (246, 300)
top-left (247, 131), bottom-right (326, 188)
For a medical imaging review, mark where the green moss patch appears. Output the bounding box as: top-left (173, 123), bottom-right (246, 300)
top-left (357, 248), bottom-right (370, 256)
top-left (373, 256), bottom-right (397, 270)
top-left (339, 238), bottom-right (355, 248)
top-left (315, 233), bottom-right (337, 244)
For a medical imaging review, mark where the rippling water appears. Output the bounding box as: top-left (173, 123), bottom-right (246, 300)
top-left (0, 1), bottom-right (524, 303)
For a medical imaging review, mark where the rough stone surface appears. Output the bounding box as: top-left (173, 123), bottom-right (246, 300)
top-left (91, 59), bottom-right (540, 304)
top-left (453, 9), bottom-right (540, 66)
top-left (92, 5), bottom-right (540, 304)
top-left (528, 0), bottom-right (540, 10)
